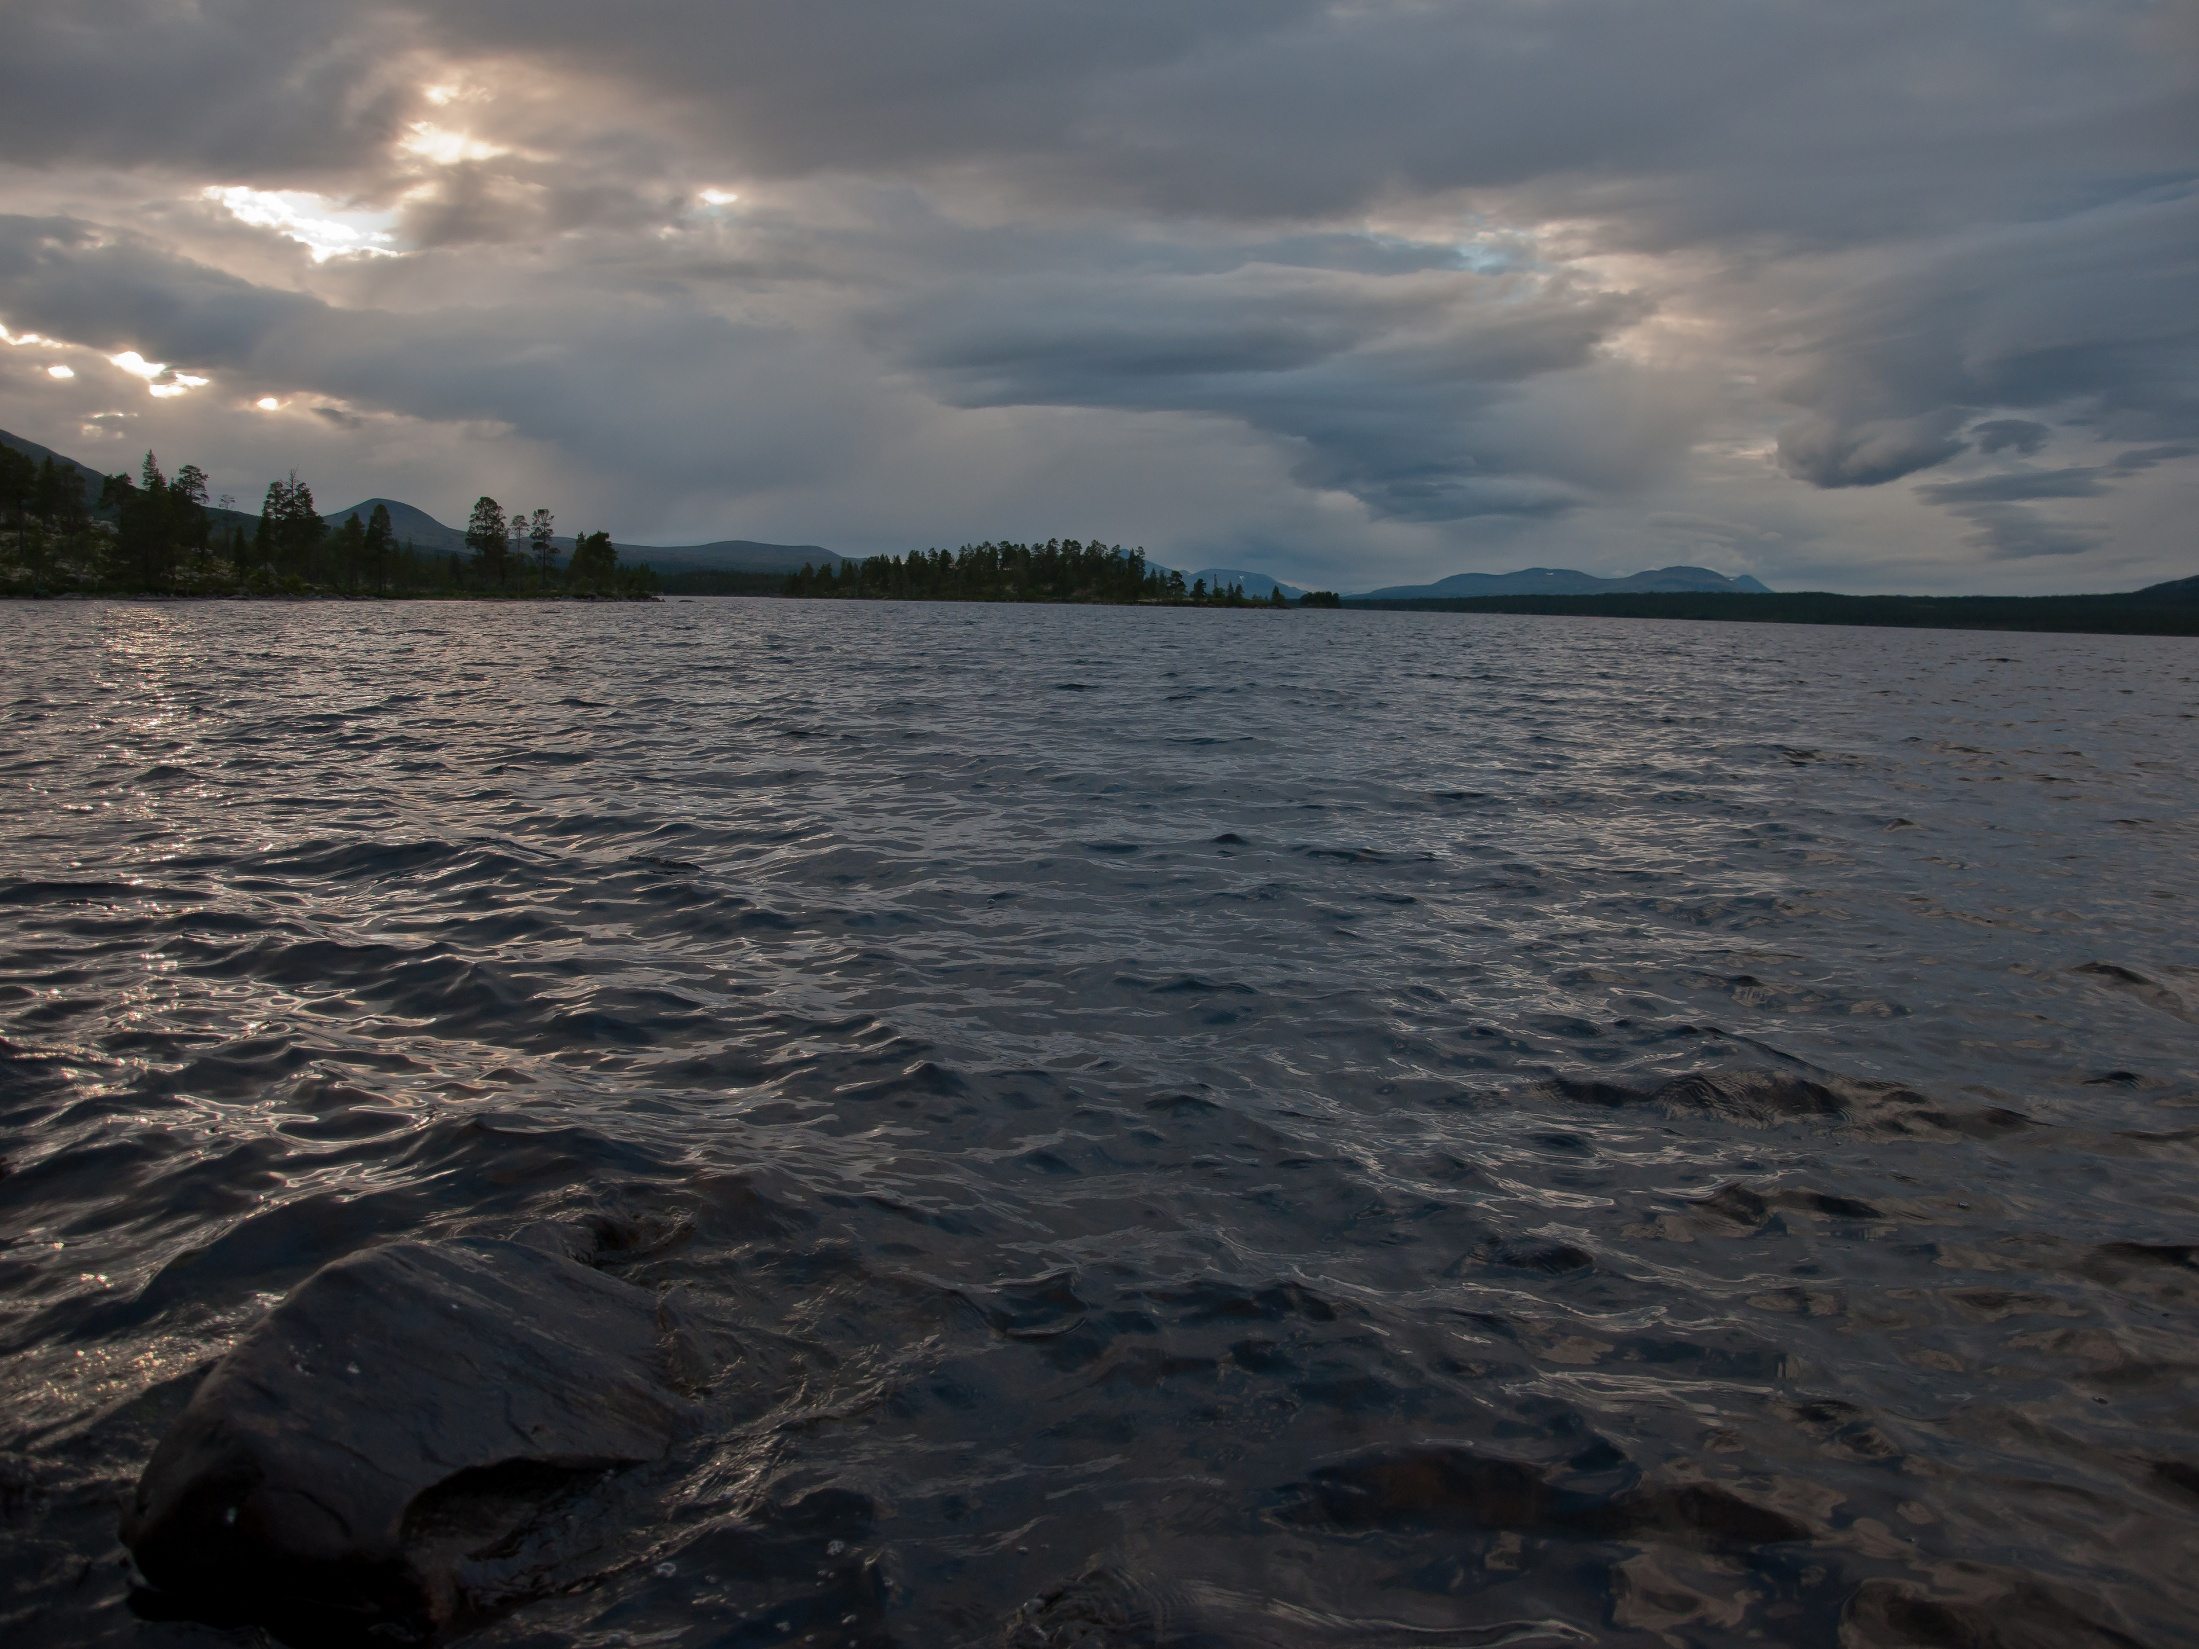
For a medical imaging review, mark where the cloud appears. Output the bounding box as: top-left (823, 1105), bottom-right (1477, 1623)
top-left (1947, 503), bottom-right (2101, 560)
top-left (0, 214), bottom-right (316, 368)
top-left (0, 212), bottom-right (886, 494)
top-left (2111, 442), bottom-right (2197, 472)
top-left (1775, 412), bottom-right (1968, 489)
top-left (0, 1), bottom-right (417, 177)
top-left (1647, 512), bottom-right (1783, 548)
top-left (1766, 187), bottom-right (2199, 491)
top-left (1972, 418), bottom-right (2049, 456)
top-left (206, 187), bottom-right (400, 261)
top-left (891, 257), bottom-right (1655, 519)
top-left (0, 1), bottom-right (2193, 589)
top-left (407, 0), bottom-right (2190, 238)
top-left (1914, 467), bottom-right (2106, 505)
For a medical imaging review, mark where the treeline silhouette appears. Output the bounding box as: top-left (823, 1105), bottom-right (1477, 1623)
top-left (0, 448), bottom-right (655, 598)
top-left (785, 540), bottom-right (1335, 605)
top-left (1348, 589), bottom-right (2199, 636)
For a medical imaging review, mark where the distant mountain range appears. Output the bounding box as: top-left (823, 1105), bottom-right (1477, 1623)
top-left (1351, 565), bottom-right (1774, 599)
top-left (318, 498), bottom-right (843, 573)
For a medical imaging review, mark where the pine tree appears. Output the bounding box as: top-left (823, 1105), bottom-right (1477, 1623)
top-left (170, 464), bottom-right (210, 577)
top-left (262, 471), bottom-right (324, 583)
top-left (465, 497), bottom-right (509, 588)
top-left (253, 483), bottom-right (279, 585)
top-left (569, 530), bottom-right (616, 595)
top-left (98, 457), bottom-right (176, 590)
top-left (0, 445), bottom-right (32, 564)
top-left (330, 513), bottom-right (366, 591)
top-left (528, 508), bottom-right (557, 586)
top-left (131, 453), bottom-right (175, 589)
top-left (364, 504), bottom-right (393, 594)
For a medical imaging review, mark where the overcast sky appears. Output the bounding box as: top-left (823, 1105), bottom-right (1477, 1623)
top-left (2, 1), bottom-right (2193, 591)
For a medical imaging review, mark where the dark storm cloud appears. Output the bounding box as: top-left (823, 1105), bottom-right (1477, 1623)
top-left (1775, 413), bottom-right (1970, 491)
top-left (1770, 188), bottom-right (2199, 489)
top-left (0, 216), bottom-right (312, 365)
top-left (2, 0), bottom-right (2194, 584)
top-left (1971, 419), bottom-right (2050, 457)
top-left (413, 0), bottom-right (2188, 236)
top-left (890, 261), bottom-right (1648, 519)
top-left (0, 1), bottom-right (413, 179)
top-left (11, 3), bottom-right (2184, 234)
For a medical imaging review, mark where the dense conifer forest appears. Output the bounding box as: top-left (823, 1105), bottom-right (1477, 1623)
top-left (1349, 589), bottom-right (2199, 636)
top-left (0, 447), bottom-right (657, 599)
top-left (784, 540), bottom-right (1337, 605)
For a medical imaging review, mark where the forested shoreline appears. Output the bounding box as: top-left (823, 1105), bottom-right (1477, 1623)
top-left (1348, 589), bottom-right (2199, 636)
top-left (1, 452), bottom-right (1339, 608)
top-left (781, 541), bottom-right (1341, 605)
top-left (26, 449), bottom-right (2177, 632)
top-left (0, 448), bottom-right (657, 599)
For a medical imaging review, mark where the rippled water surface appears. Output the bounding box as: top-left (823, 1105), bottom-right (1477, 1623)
top-left (5, 598), bottom-right (2198, 1647)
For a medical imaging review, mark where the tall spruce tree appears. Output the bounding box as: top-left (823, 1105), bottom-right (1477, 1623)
top-left (170, 464), bottom-right (210, 576)
top-left (330, 513), bottom-right (366, 591)
top-left (100, 455), bottom-right (178, 590)
top-left (0, 445), bottom-right (32, 562)
top-left (290, 474), bottom-right (324, 580)
top-left (466, 496), bottom-right (509, 588)
top-left (254, 472), bottom-right (324, 583)
top-left (528, 509), bottom-right (556, 586)
top-left (364, 503), bottom-right (394, 594)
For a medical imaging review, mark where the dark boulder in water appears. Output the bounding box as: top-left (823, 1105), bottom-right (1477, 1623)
top-left (1004, 1564), bottom-right (1181, 1649)
top-left (122, 1237), bottom-right (693, 1642)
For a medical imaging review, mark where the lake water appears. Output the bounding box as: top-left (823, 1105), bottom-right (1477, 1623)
top-left (3, 598), bottom-right (2196, 1647)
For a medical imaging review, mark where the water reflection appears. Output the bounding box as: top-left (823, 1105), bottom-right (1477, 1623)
top-left (1, 599), bottom-right (2194, 1646)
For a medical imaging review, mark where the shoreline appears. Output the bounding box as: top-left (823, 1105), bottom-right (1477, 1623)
top-left (1343, 589), bottom-right (2199, 637)
top-left (9, 585), bottom-right (2195, 637)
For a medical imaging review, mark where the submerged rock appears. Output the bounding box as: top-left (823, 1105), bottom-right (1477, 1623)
top-left (123, 1237), bottom-right (693, 1642)
top-left (1004, 1564), bottom-right (1172, 1649)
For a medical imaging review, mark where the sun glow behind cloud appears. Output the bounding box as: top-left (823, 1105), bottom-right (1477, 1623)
top-left (205, 185), bottom-right (401, 261)
top-left (399, 124), bottom-right (509, 166)
top-left (107, 350), bottom-right (210, 397)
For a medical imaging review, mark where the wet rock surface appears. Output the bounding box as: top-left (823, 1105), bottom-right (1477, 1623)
top-left (1003, 1566), bottom-right (1179, 1649)
top-left (122, 1239), bottom-right (692, 1641)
